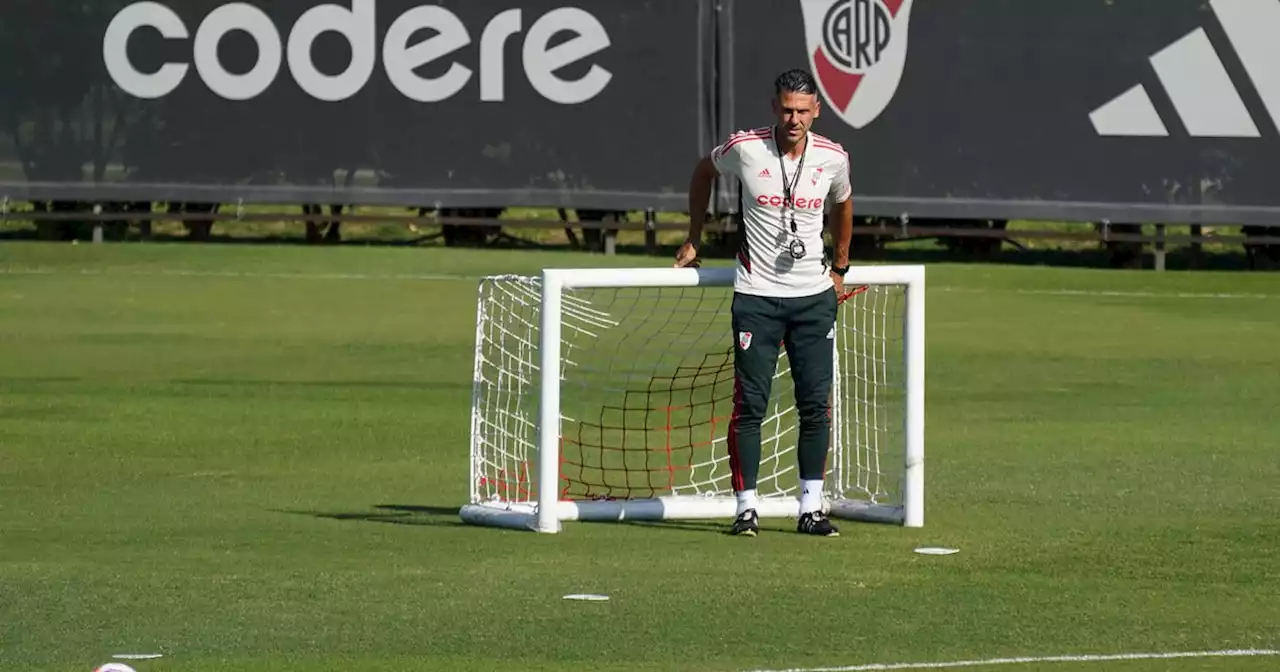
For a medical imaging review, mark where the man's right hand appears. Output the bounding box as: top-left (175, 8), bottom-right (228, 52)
top-left (673, 240), bottom-right (700, 268)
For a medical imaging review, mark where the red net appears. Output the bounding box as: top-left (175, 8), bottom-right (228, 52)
top-left (470, 277), bottom-right (876, 506)
top-left (558, 347), bottom-right (736, 500)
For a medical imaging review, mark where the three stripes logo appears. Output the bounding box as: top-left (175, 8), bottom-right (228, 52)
top-left (1090, 0), bottom-right (1280, 138)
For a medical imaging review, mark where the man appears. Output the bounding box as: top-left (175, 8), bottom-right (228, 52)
top-left (675, 69), bottom-right (853, 537)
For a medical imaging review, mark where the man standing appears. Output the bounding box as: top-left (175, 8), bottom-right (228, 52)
top-left (675, 69), bottom-right (854, 537)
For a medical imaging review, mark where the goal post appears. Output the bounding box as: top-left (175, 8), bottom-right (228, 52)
top-left (460, 264), bottom-right (925, 533)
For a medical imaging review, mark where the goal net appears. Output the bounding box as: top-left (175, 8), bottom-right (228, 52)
top-left (460, 266), bottom-right (924, 533)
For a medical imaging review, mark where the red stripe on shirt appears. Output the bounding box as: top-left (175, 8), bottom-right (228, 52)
top-left (717, 130), bottom-right (772, 156)
top-left (812, 141), bottom-right (848, 156)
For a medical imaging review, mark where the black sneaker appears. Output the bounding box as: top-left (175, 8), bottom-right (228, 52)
top-left (797, 511), bottom-right (840, 537)
top-left (730, 509), bottom-right (759, 536)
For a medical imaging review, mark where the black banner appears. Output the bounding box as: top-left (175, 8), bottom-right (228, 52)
top-left (0, 0), bottom-right (713, 210)
top-left (3, 0), bottom-right (1280, 225)
top-left (724, 0), bottom-right (1280, 225)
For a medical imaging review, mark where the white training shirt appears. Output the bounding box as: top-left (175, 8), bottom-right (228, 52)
top-left (711, 126), bottom-right (852, 298)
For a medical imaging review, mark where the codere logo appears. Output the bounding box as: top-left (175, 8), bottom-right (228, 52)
top-left (800, 0), bottom-right (914, 130)
top-left (102, 0), bottom-right (613, 103)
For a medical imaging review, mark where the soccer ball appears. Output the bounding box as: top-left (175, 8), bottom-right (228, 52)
top-left (94, 664), bottom-right (137, 672)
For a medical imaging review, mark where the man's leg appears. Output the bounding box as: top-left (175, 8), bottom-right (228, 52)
top-left (728, 292), bottom-right (785, 534)
top-left (783, 289), bottom-right (839, 535)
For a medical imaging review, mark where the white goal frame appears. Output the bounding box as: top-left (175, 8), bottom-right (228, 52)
top-left (460, 265), bottom-right (925, 533)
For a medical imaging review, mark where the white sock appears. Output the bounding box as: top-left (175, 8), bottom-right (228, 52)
top-left (800, 479), bottom-right (824, 514)
top-left (736, 489), bottom-right (759, 515)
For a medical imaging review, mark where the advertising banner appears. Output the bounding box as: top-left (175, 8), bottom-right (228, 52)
top-left (4, 0), bottom-right (1279, 225)
top-left (0, 0), bottom-right (714, 210)
top-left (723, 0), bottom-right (1280, 225)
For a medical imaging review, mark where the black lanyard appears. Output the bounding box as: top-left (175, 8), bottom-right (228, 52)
top-left (775, 130), bottom-right (808, 233)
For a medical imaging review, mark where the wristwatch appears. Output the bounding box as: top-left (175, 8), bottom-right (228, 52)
top-left (831, 264), bottom-right (850, 277)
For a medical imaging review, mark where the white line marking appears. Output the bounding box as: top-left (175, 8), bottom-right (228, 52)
top-left (745, 648), bottom-right (1280, 672)
top-left (937, 286), bottom-right (1279, 300)
top-left (0, 267), bottom-right (476, 282)
top-left (2, 267), bottom-right (1278, 301)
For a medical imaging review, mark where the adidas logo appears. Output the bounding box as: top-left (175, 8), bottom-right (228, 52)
top-left (758, 168), bottom-right (772, 179)
top-left (1090, 0), bottom-right (1279, 138)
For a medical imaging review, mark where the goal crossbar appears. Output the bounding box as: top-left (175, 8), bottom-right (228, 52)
top-left (460, 265), bottom-right (925, 534)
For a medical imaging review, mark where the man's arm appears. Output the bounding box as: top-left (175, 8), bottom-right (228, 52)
top-left (829, 197), bottom-right (853, 270)
top-left (675, 155), bottom-right (719, 267)
top-left (826, 197), bottom-right (853, 296)
top-left (828, 151), bottom-right (854, 294)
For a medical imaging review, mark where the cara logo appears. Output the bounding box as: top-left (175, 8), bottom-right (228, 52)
top-left (800, 0), bottom-right (913, 129)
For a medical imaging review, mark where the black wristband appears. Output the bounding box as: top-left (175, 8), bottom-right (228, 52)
top-left (832, 264), bottom-right (850, 277)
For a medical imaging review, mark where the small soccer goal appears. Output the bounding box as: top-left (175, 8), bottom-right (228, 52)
top-left (459, 265), bottom-right (925, 533)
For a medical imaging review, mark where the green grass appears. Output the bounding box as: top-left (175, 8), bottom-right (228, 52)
top-left (1, 242), bottom-right (1278, 672)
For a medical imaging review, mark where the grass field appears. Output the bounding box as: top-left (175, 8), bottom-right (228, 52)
top-left (1, 242), bottom-right (1278, 672)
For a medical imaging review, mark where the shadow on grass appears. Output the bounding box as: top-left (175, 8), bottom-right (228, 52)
top-left (286, 503), bottom-right (739, 535)
top-left (597, 519), bottom-right (736, 535)
top-left (286, 504), bottom-right (774, 536)
top-left (278, 504), bottom-right (467, 528)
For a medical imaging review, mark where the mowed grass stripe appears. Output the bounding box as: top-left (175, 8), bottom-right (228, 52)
top-left (0, 243), bottom-right (1276, 671)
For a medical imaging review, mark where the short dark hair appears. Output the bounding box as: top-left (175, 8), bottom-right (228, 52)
top-left (774, 69), bottom-right (818, 96)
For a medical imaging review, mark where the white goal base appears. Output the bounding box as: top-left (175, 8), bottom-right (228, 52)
top-left (459, 497), bottom-right (905, 533)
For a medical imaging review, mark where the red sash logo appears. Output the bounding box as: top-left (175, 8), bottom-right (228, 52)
top-left (801, 0), bottom-right (913, 129)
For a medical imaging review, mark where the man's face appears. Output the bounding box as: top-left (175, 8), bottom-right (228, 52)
top-left (772, 91), bottom-right (820, 143)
